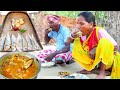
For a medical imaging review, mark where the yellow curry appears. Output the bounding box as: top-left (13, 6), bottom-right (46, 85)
top-left (1, 54), bottom-right (38, 79)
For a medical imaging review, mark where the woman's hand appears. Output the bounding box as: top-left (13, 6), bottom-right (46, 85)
top-left (71, 31), bottom-right (82, 39)
top-left (44, 53), bottom-right (56, 62)
top-left (89, 47), bottom-right (96, 60)
top-left (44, 28), bottom-right (52, 44)
top-left (114, 45), bottom-right (118, 55)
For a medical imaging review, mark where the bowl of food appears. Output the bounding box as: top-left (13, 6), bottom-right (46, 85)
top-left (0, 52), bottom-right (41, 79)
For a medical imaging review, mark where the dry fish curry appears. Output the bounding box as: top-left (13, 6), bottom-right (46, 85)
top-left (1, 54), bottom-right (38, 79)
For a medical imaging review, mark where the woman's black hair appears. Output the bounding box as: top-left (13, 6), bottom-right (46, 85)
top-left (78, 12), bottom-right (96, 26)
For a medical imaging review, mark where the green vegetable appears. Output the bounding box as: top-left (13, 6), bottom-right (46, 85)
top-left (19, 29), bottom-right (27, 34)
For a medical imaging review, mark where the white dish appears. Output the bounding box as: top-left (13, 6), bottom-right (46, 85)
top-left (41, 62), bottom-right (55, 68)
top-left (70, 73), bottom-right (90, 79)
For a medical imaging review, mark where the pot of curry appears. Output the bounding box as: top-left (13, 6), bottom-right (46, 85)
top-left (0, 52), bottom-right (41, 79)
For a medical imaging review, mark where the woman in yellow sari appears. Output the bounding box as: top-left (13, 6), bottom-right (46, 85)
top-left (67, 12), bottom-right (120, 79)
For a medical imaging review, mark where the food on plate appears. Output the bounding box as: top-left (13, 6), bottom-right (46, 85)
top-left (12, 27), bottom-right (19, 31)
top-left (23, 59), bottom-right (34, 69)
top-left (16, 23), bottom-right (21, 29)
top-left (0, 32), bottom-right (41, 52)
top-left (0, 34), bottom-right (6, 51)
top-left (22, 36), bottom-right (28, 51)
top-left (4, 32), bottom-right (11, 51)
top-left (58, 71), bottom-right (70, 76)
top-left (19, 29), bottom-right (27, 34)
top-left (11, 18), bottom-right (25, 31)
top-left (25, 34), bottom-right (33, 50)
top-left (31, 34), bottom-right (40, 50)
top-left (77, 31), bottom-right (82, 37)
top-left (11, 34), bottom-right (17, 51)
top-left (19, 18), bottom-right (24, 25)
top-left (28, 34), bottom-right (35, 50)
top-left (16, 33), bottom-right (23, 51)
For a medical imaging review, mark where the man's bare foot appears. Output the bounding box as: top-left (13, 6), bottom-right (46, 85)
top-left (60, 63), bottom-right (66, 67)
top-left (66, 58), bottom-right (75, 64)
top-left (55, 60), bottom-right (66, 67)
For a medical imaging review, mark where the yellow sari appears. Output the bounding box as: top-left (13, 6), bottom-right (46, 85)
top-left (72, 27), bottom-right (120, 79)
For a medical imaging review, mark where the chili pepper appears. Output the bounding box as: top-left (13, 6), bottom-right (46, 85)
top-left (19, 29), bottom-right (27, 34)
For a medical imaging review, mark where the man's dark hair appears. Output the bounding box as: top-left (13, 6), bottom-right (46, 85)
top-left (78, 12), bottom-right (96, 25)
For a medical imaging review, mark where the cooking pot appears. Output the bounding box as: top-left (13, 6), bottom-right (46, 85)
top-left (0, 52), bottom-right (41, 79)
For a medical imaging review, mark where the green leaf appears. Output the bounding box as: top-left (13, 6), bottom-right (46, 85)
top-left (19, 29), bottom-right (27, 34)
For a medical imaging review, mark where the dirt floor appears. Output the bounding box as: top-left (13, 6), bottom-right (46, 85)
top-left (35, 44), bottom-right (110, 79)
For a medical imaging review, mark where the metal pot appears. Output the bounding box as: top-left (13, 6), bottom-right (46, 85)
top-left (0, 52), bottom-right (41, 79)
